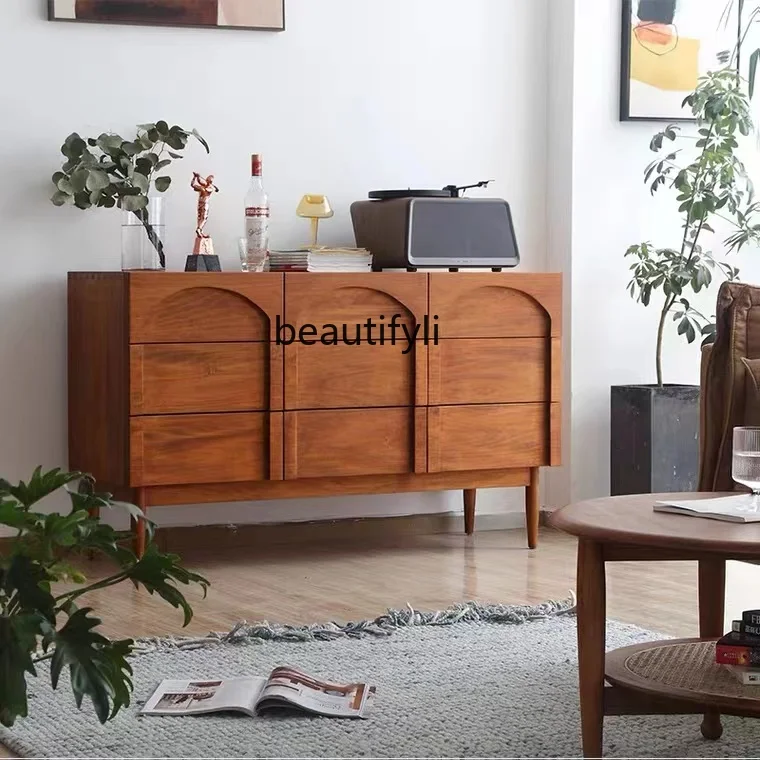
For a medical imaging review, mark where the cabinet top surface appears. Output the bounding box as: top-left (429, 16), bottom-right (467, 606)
top-left (68, 271), bottom-right (563, 278)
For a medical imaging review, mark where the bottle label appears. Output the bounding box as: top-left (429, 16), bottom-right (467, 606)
top-left (245, 206), bottom-right (270, 254)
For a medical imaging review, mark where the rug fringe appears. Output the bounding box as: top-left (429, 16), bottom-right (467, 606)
top-left (133, 592), bottom-right (577, 653)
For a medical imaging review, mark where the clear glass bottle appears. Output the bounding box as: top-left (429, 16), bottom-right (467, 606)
top-left (121, 196), bottom-right (165, 271)
top-left (243, 153), bottom-right (270, 272)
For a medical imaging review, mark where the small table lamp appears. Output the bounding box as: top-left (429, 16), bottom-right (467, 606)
top-left (297, 194), bottom-right (334, 247)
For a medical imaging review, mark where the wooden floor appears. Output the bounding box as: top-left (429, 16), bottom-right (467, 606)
top-left (4, 523), bottom-right (759, 758)
top-left (45, 525), bottom-right (756, 640)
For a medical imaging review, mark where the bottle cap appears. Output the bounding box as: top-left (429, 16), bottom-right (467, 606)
top-left (251, 154), bottom-right (263, 176)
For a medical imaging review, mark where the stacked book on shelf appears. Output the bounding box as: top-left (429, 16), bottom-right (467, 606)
top-left (268, 247), bottom-right (373, 273)
top-left (269, 249), bottom-right (310, 272)
top-left (716, 609), bottom-right (760, 684)
top-left (308, 247), bottom-right (372, 272)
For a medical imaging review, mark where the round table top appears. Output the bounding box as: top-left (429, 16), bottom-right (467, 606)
top-left (549, 492), bottom-right (760, 555)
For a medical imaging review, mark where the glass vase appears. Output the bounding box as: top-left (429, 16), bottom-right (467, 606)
top-left (121, 196), bottom-right (166, 271)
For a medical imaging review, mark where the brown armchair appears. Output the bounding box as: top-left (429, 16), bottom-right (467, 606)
top-left (699, 282), bottom-right (760, 492)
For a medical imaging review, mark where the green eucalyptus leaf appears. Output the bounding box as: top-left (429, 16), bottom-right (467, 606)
top-left (155, 120), bottom-right (169, 136)
top-left (191, 129), bottom-right (210, 153)
top-left (165, 133), bottom-right (185, 151)
top-left (85, 170), bottom-right (110, 192)
top-left (131, 173), bottom-right (149, 193)
top-left (120, 194), bottom-right (148, 212)
top-left (154, 176), bottom-right (172, 192)
top-left (57, 177), bottom-right (74, 194)
top-left (74, 192), bottom-right (92, 210)
top-left (155, 159), bottom-right (171, 171)
top-left (70, 170), bottom-right (89, 193)
top-left (51, 191), bottom-right (73, 207)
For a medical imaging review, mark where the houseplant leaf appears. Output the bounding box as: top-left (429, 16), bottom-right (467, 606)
top-left (0, 613), bottom-right (42, 728)
top-left (49, 608), bottom-right (134, 724)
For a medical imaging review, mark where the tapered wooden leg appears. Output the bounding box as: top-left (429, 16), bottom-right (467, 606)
top-left (134, 487), bottom-right (147, 559)
top-left (577, 539), bottom-right (606, 759)
top-left (526, 467), bottom-right (540, 549)
top-left (463, 489), bottom-right (476, 535)
top-left (698, 558), bottom-right (726, 741)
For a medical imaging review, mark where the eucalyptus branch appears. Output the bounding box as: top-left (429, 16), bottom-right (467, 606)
top-left (50, 122), bottom-right (210, 267)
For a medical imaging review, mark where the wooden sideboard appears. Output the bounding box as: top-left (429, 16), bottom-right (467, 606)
top-left (68, 271), bottom-right (562, 555)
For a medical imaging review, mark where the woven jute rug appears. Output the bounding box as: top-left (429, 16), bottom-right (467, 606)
top-left (2, 598), bottom-right (760, 758)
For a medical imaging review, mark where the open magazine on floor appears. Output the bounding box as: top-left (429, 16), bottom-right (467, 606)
top-left (141, 667), bottom-right (375, 719)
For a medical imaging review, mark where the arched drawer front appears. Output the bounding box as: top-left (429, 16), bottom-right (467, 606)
top-left (430, 273), bottom-right (562, 338)
top-left (283, 272), bottom-right (428, 409)
top-left (129, 273), bottom-right (283, 343)
top-left (284, 272), bottom-right (428, 333)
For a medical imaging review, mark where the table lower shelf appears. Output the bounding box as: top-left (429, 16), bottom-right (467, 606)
top-left (604, 638), bottom-right (760, 718)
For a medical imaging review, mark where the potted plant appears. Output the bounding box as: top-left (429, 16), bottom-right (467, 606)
top-left (0, 467), bottom-right (208, 727)
top-left (51, 121), bottom-right (209, 270)
top-left (612, 61), bottom-right (760, 495)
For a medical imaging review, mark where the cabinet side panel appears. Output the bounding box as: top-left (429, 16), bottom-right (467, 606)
top-left (68, 273), bottom-right (129, 486)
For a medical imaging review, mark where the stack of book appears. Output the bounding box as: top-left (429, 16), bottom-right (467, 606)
top-left (269, 249), bottom-right (309, 272)
top-left (716, 609), bottom-right (760, 684)
top-left (308, 247), bottom-right (372, 273)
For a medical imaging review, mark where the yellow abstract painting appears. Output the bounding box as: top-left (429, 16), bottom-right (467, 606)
top-left (630, 27), bottom-right (700, 92)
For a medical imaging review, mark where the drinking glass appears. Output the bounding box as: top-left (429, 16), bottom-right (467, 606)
top-left (732, 427), bottom-right (760, 511)
top-left (238, 237), bottom-right (269, 272)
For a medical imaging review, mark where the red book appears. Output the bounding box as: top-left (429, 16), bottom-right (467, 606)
top-left (716, 632), bottom-right (760, 666)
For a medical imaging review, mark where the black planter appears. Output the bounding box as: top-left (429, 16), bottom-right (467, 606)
top-left (610, 385), bottom-right (700, 496)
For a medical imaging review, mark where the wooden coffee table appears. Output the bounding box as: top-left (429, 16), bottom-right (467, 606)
top-left (550, 493), bottom-right (760, 758)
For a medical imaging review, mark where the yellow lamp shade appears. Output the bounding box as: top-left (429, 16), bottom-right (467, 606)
top-left (297, 194), bottom-right (334, 247)
top-left (297, 194), bottom-right (334, 219)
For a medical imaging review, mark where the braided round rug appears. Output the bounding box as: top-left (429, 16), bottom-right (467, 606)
top-left (2, 598), bottom-right (760, 758)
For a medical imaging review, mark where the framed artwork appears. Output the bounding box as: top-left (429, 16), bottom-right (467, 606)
top-left (48, 0), bottom-right (285, 32)
top-left (620, 0), bottom-right (732, 122)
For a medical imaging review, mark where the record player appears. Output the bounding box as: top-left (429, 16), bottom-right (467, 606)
top-left (350, 181), bottom-right (520, 271)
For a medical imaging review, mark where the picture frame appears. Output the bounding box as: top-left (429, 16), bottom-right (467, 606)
top-left (47, 0), bottom-right (286, 33)
top-left (620, 0), bottom-right (732, 123)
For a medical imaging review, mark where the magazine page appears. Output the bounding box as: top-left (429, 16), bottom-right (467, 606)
top-left (141, 677), bottom-right (266, 716)
top-left (256, 667), bottom-right (375, 719)
top-left (654, 495), bottom-right (760, 523)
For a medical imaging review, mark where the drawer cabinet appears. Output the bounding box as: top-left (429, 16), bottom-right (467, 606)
top-left (131, 343), bottom-right (279, 415)
top-left (428, 404), bottom-right (548, 473)
top-left (130, 412), bottom-right (282, 487)
top-left (429, 338), bottom-right (548, 406)
top-left (284, 408), bottom-right (426, 479)
top-left (68, 271), bottom-right (562, 556)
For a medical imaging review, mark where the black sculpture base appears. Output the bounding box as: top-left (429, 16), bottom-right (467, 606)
top-left (185, 255), bottom-right (222, 272)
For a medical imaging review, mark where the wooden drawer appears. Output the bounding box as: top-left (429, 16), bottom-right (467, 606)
top-left (130, 412), bottom-right (282, 486)
top-left (284, 408), bottom-right (426, 479)
top-left (285, 341), bottom-right (426, 409)
top-left (129, 272), bottom-right (283, 343)
top-left (131, 343), bottom-right (282, 415)
top-left (430, 273), bottom-right (561, 338)
top-left (283, 273), bottom-right (428, 339)
top-left (428, 403), bottom-right (548, 472)
top-left (429, 338), bottom-right (551, 405)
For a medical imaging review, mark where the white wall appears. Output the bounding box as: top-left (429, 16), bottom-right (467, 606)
top-left (0, 0), bottom-right (549, 528)
top-left (568, 0), bottom-right (760, 504)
